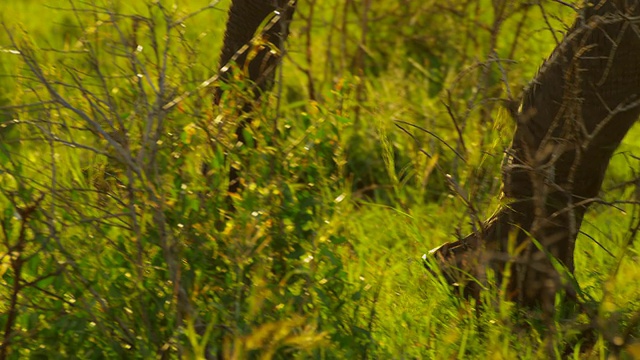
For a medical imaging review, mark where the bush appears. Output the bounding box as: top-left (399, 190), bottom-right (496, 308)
top-left (0, 0), bottom-right (639, 358)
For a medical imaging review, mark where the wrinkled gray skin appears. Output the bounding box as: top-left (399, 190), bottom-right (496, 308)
top-left (215, 0), bottom-right (296, 194)
top-left (215, 0), bottom-right (295, 103)
top-left (429, 0), bottom-right (640, 312)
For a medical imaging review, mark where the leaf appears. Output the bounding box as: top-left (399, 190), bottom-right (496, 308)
top-left (0, 256), bottom-right (10, 278)
top-left (37, 274), bottom-right (55, 288)
top-left (334, 115), bottom-right (352, 124)
top-left (625, 342), bottom-right (640, 359)
top-left (26, 251), bottom-right (40, 276)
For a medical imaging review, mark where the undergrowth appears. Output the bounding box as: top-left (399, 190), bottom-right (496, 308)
top-left (0, 0), bottom-right (639, 358)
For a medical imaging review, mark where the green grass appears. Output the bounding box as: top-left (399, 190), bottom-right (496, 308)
top-left (1, 0), bottom-right (639, 359)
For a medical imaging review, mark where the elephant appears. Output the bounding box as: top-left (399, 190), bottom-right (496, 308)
top-left (215, 0), bottom-right (640, 312)
top-left (428, 0), bottom-right (640, 312)
top-left (216, 0), bottom-right (296, 102)
top-left (215, 0), bottom-right (296, 195)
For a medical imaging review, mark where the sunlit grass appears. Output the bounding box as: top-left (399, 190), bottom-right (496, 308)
top-left (1, 0), bottom-right (639, 358)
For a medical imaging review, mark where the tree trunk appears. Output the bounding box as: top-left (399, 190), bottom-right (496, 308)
top-left (429, 0), bottom-right (640, 311)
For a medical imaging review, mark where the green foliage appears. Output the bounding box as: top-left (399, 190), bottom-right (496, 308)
top-left (0, 0), bottom-right (639, 359)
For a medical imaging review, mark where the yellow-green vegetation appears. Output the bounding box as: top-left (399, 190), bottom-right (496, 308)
top-left (1, 0), bottom-right (639, 359)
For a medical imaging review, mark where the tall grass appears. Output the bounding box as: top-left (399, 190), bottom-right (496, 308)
top-left (0, 0), bottom-right (638, 358)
